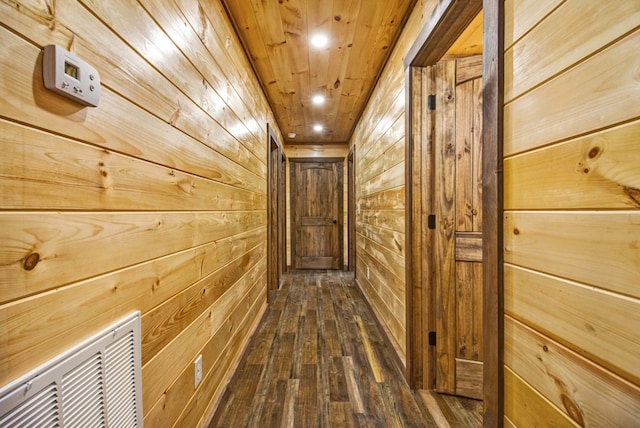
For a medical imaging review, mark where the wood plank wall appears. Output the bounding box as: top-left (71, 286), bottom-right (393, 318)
top-left (0, 1), bottom-right (278, 426)
top-left (503, 0), bottom-right (640, 425)
top-left (349, 0), bottom-right (439, 363)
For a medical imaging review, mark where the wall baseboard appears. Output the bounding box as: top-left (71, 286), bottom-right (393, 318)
top-left (200, 300), bottom-right (268, 427)
top-left (354, 277), bottom-right (407, 378)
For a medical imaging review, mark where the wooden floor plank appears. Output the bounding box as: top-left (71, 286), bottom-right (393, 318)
top-left (210, 271), bottom-right (441, 427)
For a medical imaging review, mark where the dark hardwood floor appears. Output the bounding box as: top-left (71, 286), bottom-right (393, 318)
top-left (209, 271), bottom-right (481, 427)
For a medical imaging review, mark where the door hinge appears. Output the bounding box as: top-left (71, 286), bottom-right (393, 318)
top-left (427, 214), bottom-right (436, 230)
top-left (427, 94), bottom-right (436, 110)
top-left (428, 331), bottom-right (437, 346)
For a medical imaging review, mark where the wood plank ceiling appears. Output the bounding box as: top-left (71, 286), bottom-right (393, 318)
top-left (222, 0), bottom-right (417, 145)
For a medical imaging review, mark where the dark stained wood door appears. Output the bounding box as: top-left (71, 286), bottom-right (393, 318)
top-left (434, 56), bottom-right (484, 399)
top-left (291, 158), bottom-right (343, 270)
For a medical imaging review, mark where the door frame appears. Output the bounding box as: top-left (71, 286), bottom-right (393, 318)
top-left (347, 147), bottom-right (356, 272)
top-left (267, 124), bottom-right (284, 300)
top-left (289, 157), bottom-right (344, 270)
top-left (280, 151), bottom-right (287, 278)
top-left (404, 0), bottom-right (503, 426)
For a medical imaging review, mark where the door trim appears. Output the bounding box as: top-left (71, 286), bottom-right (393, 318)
top-left (280, 151), bottom-right (287, 278)
top-left (480, 1), bottom-right (504, 425)
top-left (404, 0), bottom-right (503, 426)
top-left (267, 124), bottom-right (284, 300)
top-left (347, 147), bottom-right (356, 272)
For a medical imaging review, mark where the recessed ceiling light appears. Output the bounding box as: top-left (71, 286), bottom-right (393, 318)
top-left (312, 94), bottom-right (325, 105)
top-left (310, 34), bottom-right (328, 48)
top-left (313, 124), bottom-right (323, 132)
top-left (288, 132), bottom-right (296, 138)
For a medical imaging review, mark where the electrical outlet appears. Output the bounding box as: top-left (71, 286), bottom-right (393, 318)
top-left (366, 267), bottom-right (370, 279)
top-left (194, 354), bottom-right (203, 388)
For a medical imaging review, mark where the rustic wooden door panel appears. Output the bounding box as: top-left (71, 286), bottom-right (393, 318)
top-left (291, 159), bottom-right (343, 270)
top-left (434, 56), bottom-right (484, 399)
top-left (434, 59), bottom-right (458, 394)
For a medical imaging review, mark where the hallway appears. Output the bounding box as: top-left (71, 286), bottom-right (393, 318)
top-left (208, 271), bottom-right (481, 427)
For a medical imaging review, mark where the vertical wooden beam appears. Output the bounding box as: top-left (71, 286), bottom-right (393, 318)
top-left (405, 66), bottom-right (419, 386)
top-left (482, 0), bottom-right (504, 426)
top-left (347, 147), bottom-right (356, 272)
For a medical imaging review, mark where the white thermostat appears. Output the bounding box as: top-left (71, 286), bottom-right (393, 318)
top-left (43, 44), bottom-right (100, 107)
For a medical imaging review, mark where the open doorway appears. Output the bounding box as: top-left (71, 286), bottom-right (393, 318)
top-left (404, 0), bottom-right (502, 425)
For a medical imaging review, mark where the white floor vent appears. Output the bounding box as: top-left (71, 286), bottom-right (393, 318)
top-left (0, 312), bottom-right (143, 427)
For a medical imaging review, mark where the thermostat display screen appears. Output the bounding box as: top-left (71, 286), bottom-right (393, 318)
top-left (64, 61), bottom-right (79, 79)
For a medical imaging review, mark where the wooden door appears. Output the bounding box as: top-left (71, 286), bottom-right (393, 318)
top-left (434, 56), bottom-right (484, 399)
top-left (291, 158), bottom-right (343, 270)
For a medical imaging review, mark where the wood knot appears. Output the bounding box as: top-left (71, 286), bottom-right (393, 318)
top-left (542, 345), bottom-right (548, 352)
top-left (624, 186), bottom-right (640, 208)
top-left (334, 15), bottom-right (341, 21)
top-left (23, 253), bottom-right (40, 271)
top-left (561, 394), bottom-right (585, 427)
top-left (169, 106), bottom-right (182, 126)
top-left (513, 228), bottom-right (520, 235)
top-left (587, 146), bottom-right (601, 159)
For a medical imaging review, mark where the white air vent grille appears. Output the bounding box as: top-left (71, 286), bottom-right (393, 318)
top-left (105, 332), bottom-right (138, 428)
top-left (0, 312), bottom-right (142, 428)
top-left (62, 353), bottom-right (105, 427)
top-left (1, 383), bottom-right (59, 427)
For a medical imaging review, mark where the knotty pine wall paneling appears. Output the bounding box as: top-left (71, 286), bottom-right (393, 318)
top-left (503, 0), bottom-right (640, 425)
top-left (349, 0), bottom-right (440, 363)
top-left (0, 1), bottom-right (280, 426)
